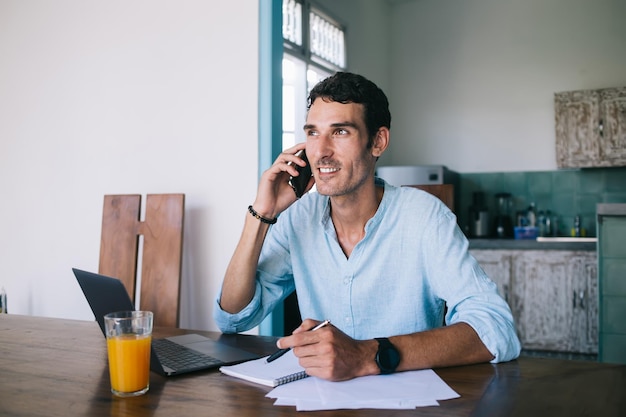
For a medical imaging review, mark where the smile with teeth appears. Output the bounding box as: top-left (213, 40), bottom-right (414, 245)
top-left (319, 167), bottom-right (339, 173)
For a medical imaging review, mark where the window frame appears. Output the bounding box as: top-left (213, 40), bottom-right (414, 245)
top-left (258, 0), bottom-right (346, 336)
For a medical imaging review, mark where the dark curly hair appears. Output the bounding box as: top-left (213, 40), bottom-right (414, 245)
top-left (307, 72), bottom-right (391, 148)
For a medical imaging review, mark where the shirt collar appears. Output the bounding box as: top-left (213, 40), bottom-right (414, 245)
top-left (319, 177), bottom-right (398, 232)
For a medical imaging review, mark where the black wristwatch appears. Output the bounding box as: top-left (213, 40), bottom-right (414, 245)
top-left (375, 337), bottom-right (400, 375)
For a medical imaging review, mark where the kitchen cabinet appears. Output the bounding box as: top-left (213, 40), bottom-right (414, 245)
top-left (597, 204), bottom-right (626, 364)
top-left (555, 86), bottom-right (626, 168)
top-left (471, 249), bottom-right (598, 354)
top-left (470, 250), bottom-right (512, 303)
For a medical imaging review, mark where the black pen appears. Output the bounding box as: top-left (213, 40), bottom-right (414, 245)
top-left (266, 319), bottom-right (331, 363)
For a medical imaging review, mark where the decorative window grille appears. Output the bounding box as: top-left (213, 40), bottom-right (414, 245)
top-left (309, 9), bottom-right (345, 69)
top-left (282, 0), bottom-right (302, 46)
top-left (282, 0), bottom-right (346, 149)
top-left (282, 0), bottom-right (346, 71)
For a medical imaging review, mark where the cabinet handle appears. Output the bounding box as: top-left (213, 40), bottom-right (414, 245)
top-left (503, 284), bottom-right (509, 303)
top-left (572, 290), bottom-right (586, 310)
top-left (579, 290), bottom-right (585, 310)
top-left (599, 119), bottom-right (604, 137)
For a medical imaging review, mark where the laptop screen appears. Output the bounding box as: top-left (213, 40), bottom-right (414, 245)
top-left (73, 268), bottom-right (135, 336)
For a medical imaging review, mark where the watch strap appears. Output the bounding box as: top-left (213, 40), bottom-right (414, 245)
top-left (375, 337), bottom-right (394, 350)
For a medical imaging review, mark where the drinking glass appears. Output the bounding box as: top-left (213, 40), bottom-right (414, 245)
top-left (104, 311), bottom-right (153, 397)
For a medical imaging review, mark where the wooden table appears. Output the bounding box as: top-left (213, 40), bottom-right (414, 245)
top-left (1, 314), bottom-right (625, 416)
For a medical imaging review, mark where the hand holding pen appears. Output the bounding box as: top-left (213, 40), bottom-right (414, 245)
top-left (266, 319), bottom-right (331, 363)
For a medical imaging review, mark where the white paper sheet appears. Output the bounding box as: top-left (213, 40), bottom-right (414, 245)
top-left (266, 369), bottom-right (459, 411)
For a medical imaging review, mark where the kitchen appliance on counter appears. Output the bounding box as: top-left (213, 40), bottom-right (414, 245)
top-left (376, 165), bottom-right (460, 214)
top-left (493, 192), bottom-right (514, 238)
top-left (468, 191), bottom-right (490, 238)
top-left (376, 165), bottom-right (459, 186)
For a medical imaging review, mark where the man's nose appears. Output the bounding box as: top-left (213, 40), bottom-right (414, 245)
top-left (314, 134), bottom-right (334, 158)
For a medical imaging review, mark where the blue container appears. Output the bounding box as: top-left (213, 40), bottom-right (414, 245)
top-left (514, 226), bottom-right (539, 240)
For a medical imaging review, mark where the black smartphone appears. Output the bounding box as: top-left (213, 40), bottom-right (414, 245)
top-left (289, 150), bottom-right (312, 198)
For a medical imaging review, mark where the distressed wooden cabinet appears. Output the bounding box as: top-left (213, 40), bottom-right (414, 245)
top-left (471, 249), bottom-right (598, 354)
top-left (555, 86), bottom-right (626, 168)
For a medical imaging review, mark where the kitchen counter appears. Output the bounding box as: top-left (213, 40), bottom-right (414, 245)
top-left (469, 204), bottom-right (626, 251)
top-left (469, 238), bottom-right (597, 251)
top-left (597, 203), bottom-right (626, 216)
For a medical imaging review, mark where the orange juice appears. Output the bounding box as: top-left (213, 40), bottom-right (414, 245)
top-left (107, 334), bottom-right (151, 395)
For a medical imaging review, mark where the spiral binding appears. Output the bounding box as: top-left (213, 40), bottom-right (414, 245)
top-left (276, 370), bottom-right (308, 386)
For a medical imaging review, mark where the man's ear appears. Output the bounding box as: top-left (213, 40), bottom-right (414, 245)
top-left (371, 127), bottom-right (390, 158)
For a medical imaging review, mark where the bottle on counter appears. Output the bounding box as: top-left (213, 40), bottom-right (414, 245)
top-left (551, 212), bottom-right (560, 236)
top-left (571, 215), bottom-right (586, 237)
top-left (527, 203), bottom-right (537, 227)
top-left (537, 210), bottom-right (546, 236)
top-left (544, 210), bottom-right (553, 236)
top-left (0, 287), bottom-right (6, 314)
top-left (517, 210), bottom-right (528, 227)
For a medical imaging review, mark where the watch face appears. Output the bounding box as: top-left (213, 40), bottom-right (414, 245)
top-left (379, 347), bottom-right (400, 370)
top-left (376, 339), bottom-right (400, 374)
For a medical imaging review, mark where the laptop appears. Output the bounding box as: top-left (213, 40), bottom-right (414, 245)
top-left (73, 268), bottom-right (260, 376)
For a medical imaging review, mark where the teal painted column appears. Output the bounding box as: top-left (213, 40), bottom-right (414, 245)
top-left (258, 0), bottom-right (283, 337)
top-left (597, 204), bottom-right (626, 364)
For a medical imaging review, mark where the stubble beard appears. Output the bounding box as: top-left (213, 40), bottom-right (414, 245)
top-left (315, 162), bottom-right (373, 199)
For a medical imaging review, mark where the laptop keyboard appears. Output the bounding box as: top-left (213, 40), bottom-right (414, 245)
top-left (152, 338), bottom-right (222, 370)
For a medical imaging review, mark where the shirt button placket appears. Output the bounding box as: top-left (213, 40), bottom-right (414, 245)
top-left (343, 274), bottom-right (353, 332)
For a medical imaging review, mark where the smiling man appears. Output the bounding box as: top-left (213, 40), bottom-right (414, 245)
top-left (215, 72), bottom-right (521, 381)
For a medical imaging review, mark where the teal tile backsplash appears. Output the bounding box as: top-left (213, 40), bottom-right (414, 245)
top-left (457, 167), bottom-right (626, 238)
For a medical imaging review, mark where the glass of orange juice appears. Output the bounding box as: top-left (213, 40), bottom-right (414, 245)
top-left (104, 311), bottom-right (153, 397)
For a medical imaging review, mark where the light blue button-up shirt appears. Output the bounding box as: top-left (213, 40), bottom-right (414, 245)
top-left (215, 179), bottom-right (521, 363)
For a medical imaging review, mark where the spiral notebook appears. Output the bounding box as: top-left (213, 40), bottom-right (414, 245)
top-left (219, 349), bottom-right (307, 387)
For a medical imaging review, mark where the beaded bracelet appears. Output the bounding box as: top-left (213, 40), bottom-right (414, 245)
top-left (248, 205), bottom-right (277, 225)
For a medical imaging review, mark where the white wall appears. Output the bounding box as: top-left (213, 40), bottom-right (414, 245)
top-left (0, 1), bottom-right (259, 331)
top-left (316, 0), bottom-right (390, 89)
top-left (387, 0), bottom-right (626, 173)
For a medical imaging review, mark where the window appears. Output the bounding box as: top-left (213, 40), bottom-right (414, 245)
top-left (282, 0), bottom-right (346, 150)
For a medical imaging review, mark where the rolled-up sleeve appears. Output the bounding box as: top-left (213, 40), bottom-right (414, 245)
top-left (428, 210), bottom-right (521, 363)
top-left (213, 265), bottom-right (296, 333)
top-left (213, 281), bottom-right (264, 333)
top-left (449, 291), bottom-right (521, 362)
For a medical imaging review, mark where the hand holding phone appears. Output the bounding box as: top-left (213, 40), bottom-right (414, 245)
top-left (289, 150), bottom-right (312, 198)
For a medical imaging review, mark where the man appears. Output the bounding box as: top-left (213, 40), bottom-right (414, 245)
top-left (214, 72), bottom-right (521, 381)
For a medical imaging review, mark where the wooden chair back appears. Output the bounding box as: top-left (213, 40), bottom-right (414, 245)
top-left (98, 194), bottom-right (185, 327)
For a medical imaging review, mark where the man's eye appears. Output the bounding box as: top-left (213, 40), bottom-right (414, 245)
top-left (307, 130), bottom-right (319, 137)
top-left (335, 129), bottom-right (348, 135)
